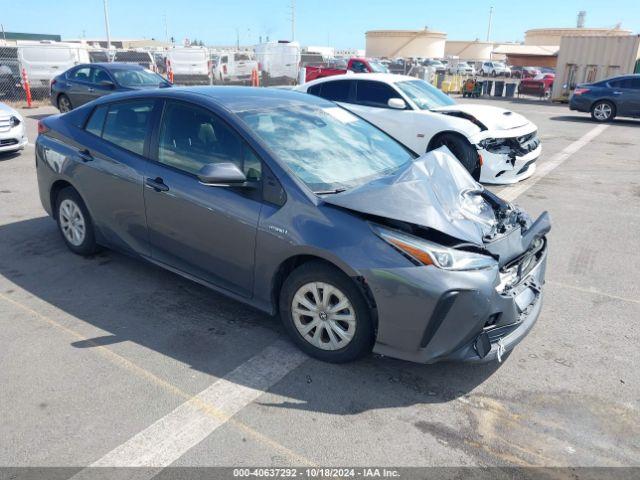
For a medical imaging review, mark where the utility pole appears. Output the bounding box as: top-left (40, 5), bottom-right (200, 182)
top-left (103, 0), bottom-right (112, 58)
top-left (486, 6), bottom-right (494, 42)
top-left (290, 0), bottom-right (296, 41)
top-left (163, 13), bottom-right (169, 45)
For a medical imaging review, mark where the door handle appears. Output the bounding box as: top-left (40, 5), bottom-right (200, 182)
top-left (613, 91), bottom-right (623, 95)
top-left (88, 87), bottom-right (95, 92)
top-left (78, 148), bottom-right (93, 162)
top-left (145, 177), bottom-right (169, 192)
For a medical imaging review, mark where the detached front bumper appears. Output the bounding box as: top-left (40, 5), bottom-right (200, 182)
top-left (367, 239), bottom-right (548, 364)
top-left (477, 131), bottom-right (542, 185)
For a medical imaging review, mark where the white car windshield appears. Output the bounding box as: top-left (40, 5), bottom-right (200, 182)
top-left (238, 104), bottom-right (414, 192)
top-left (395, 80), bottom-right (456, 110)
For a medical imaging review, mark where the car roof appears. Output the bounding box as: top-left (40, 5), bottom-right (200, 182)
top-left (80, 62), bottom-right (146, 70)
top-left (301, 73), bottom-right (417, 88)
top-left (85, 86), bottom-right (334, 113)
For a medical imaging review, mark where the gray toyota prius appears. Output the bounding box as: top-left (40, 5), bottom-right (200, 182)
top-left (35, 87), bottom-right (550, 364)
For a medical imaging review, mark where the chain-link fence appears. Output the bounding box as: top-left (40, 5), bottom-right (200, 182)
top-left (0, 43), bottom-right (550, 111)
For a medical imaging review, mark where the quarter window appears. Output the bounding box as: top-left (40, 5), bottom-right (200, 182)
top-left (157, 101), bottom-right (261, 180)
top-left (85, 105), bottom-right (108, 137)
top-left (355, 80), bottom-right (398, 108)
top-left (101, 100), bottom-right (155, 156)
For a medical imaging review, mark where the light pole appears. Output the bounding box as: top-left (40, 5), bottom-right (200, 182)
top-left (486, 6), bottom-right (494, 42)
top-left (103, 0), bottom-right (112, 58)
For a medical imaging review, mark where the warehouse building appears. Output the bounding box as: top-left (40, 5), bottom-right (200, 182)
top-left (365, 28), bottom-right (446, 58)
top-left (552, 34), bottom-right (640, 101)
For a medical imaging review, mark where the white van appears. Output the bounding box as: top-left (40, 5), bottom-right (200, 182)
top-left (254, 41), bottom-right (301, 84)
top-left (214, 52), bottom-right (258, 84)
top-left (17, 42), bottom-right (89, 93)
top-left (165, 47), bottom-right (210, 85)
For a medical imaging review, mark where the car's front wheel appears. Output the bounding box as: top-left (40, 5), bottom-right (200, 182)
top-left (279, 261), bottom-right (374, 363)
top-left (591, 100), bottom-right (615, 122)
top-left (429, 134), bottom-right (481, 180)
top-left (56, 187), bottom-right (98, 256)
top-left (57, 94), bottom-right (73, 113)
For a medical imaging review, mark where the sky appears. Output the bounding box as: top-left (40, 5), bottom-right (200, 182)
top-left (2, 0), bottom-right (639, 48)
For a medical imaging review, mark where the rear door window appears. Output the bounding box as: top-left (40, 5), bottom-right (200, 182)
top-left (355, 80), bottom-right (398, 108)
top-left (101, 100), bottom-right (155, 156)
top-left (68, 66), bottom-right (92, 82)
top-left (316, 80), bottom-right (351, 102)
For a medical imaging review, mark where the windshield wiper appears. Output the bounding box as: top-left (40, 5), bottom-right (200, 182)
top-left (314, 187), bottom-right (347, 195)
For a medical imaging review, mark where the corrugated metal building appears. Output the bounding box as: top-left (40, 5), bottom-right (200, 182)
top-left (552, 35), bottom-right (640, 101)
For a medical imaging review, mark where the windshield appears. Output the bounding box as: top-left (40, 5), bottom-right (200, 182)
top-left (368, 61), bottom-right (389, 73)
top-left (395, 80), bottom-right (456, 109)
top-left (234, 53), bottom-right (251, 61)
top-left (238, 104), bottom-right (414, 192)
top-left (113, 69), bottom-right (169, 87)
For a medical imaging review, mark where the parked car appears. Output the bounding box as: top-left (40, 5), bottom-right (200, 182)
top-left (570, 74), bottom-right (640, 122)
top-left (511, 66), bottom-right (540, 79)
top-left (422, 59), bottom-right (446, 73)
top-left (50, 63), bottom-right (171, 112)
top-left (0, 102), bottom-right (27, 154)
top-left (112, 50), bottom-right (156, 71)
top-left (213, 52), bottom-right (258, 84)
top-left (448, 61), bottom-right (475, 75)
top-left (304, 57), bottom-right (388, 82)
top-left (297, 73), bottom-right (542, 184)
top-left (35, 87), bottom-right (550, 364)
top-left (0, 64), bottom-right (22, 100)
top-left (480, 61), bottom-right (511, 77)
top-left (518, 73), bottom-right (555, 98)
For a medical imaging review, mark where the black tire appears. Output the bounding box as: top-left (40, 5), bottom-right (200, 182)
top-left (590, 100), bottom-right (616, 122)
top-left (55, 187), bottom-right (98, 256)
top-left (279, 261), bottom-right (374, 363)
top-left (491, 70), bottom-right (497, 77)
top-left (57, 94), bottom-right (73, 113)
top-left (429, 134), bottom-right (481, 180)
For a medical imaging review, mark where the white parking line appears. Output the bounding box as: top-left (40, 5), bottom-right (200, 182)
top-left (70, 340), bottom-right (307, 476)
top-left (497, 124), bottom-right (609, 201)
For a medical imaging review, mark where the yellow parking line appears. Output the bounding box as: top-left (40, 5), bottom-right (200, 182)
top-left (0, 291), bottom-right (316, 467)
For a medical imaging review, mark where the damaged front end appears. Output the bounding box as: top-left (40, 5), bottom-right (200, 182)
top-left (322, 148), bottom-right (550, 363)
top-left (476, 130), bottom-right (542, 184)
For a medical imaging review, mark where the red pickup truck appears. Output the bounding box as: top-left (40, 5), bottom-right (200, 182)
top-left (304, 58), bottom-right (388, 82)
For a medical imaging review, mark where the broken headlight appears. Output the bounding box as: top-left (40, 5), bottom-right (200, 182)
top-left (372, 225), bottom-right (497, 271)
top-left (478, 138), bottom-right (508, 152)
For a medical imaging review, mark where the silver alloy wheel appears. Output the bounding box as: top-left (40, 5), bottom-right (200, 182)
top-left (58, 96), bottom-right (71, 113)
top-left (59, 199), bottom-right (86, 246)
top-left (593, 103), bottom-right (612, 121)
top-left (291, 282), bottom-right (356, 351)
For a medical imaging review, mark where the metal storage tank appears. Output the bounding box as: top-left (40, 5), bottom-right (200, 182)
top-left (365, 29), bottom-right (446, 58)
top-left (525, 27), bottom-right (632, 46)
top-left (444, 40), bottom-right (494, 60)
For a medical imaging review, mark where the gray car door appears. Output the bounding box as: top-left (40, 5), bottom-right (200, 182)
top-left (65, 66), bottom-right (94, 106)
top-left (627, 77), bottom-right (640, 116)
top-left (85, 67), bottom-right (116, 102)
top-left (143, 100), bottom-right (263, 297)
top-left (72, 99), bottom-right (156, 256)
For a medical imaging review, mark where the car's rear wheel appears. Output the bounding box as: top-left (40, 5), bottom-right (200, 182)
top-left (57, 94), bottom-right (72, 113)
top-left (429, 134), bottom-right (481, 180)
top-left (591, 101), bottom-right (615, 122)
top-left (56, 187), bottom-right (98, 256)
top-left (279, 261), bottom-right (374, 363)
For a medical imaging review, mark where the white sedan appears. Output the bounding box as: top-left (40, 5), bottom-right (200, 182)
top-left (0, 102), bottom-right (27, 155)
top-left (296, 73), bottom-right (541, 184)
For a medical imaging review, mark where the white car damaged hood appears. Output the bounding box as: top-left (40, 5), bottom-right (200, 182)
top-left (430, 104), bottom-right (530, 131)
top-left (322, 148), bottom-right (498, 245)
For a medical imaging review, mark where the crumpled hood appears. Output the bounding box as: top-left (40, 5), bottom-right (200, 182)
top-left (431, 104), bottom-right (530, 131)
top-left (322, 148), bottom-right (497, 245)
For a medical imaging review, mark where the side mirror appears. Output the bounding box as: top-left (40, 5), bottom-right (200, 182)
top-left (197, 162), bottom-right (247, 186)
top-left (387, 98), bottom-right (407, 110)
top-left (99, 80), bottom-right (115, 89)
